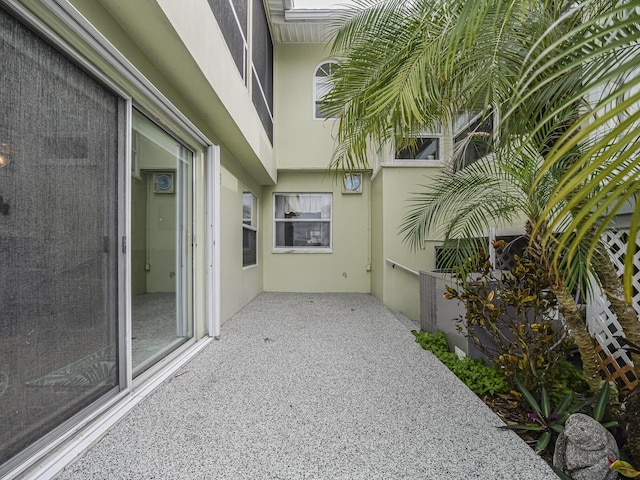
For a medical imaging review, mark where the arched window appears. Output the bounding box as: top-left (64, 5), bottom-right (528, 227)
top-left (314, 61), bottom-right (338, 119)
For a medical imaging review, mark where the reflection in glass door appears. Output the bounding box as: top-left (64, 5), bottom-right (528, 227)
top-left (131, 110), bottom-right (192, 375)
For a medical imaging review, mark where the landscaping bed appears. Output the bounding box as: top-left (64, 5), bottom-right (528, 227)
top-left (412, 250), bottom-right (640, 478)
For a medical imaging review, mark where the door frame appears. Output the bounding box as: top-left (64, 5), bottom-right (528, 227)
top-left (206, 145), bottom-right (221, 338)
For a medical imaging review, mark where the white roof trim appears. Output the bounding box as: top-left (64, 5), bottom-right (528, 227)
top-left (285, 8), bottom-right (336, 21)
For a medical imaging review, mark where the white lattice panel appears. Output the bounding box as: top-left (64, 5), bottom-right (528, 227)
top-left (586, 229), bottom-right (640, 384)
top-left (602, 230), bottom-right (640, 311)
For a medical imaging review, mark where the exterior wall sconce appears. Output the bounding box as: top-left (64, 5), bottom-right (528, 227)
top-left (0, 144), bottom-right (11, 168)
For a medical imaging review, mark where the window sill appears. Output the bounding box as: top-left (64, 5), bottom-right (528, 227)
top-left (242, 263), bottom-right (259, 270)
top-left (273, 248), bottom-right (333, 254)
top-left (386, 160), bottom-right (444, 167)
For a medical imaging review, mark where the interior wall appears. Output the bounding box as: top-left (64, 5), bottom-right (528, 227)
top-left (131, 176), bottom-right (147, 295)
top-left (135, 127), bottom-right (181, 294)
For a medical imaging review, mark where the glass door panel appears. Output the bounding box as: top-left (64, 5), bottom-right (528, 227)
top-left (131, 110), bottom-right (192, 376)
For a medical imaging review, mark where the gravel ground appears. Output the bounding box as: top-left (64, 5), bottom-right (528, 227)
top-left (57, 292), bottom-right (558, 480)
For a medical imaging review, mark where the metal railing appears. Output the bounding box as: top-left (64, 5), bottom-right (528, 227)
top-left (385, 258), bottom-right (419, 277)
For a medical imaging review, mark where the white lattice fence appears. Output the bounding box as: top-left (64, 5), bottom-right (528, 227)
top-left (586, 229), bottom-right (640, 389)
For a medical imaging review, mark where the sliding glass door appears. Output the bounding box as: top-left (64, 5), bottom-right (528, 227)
top-left (130, 110), bottom-right (193, 376)
top-left (0, 6), bottom-right (119, 466)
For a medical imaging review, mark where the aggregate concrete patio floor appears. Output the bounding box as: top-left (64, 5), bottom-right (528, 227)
top-left (57, 293), bottom-right (558, 479)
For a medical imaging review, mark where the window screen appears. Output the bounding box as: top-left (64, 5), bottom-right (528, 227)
top-left (454, 111), bottom-right (494, 169)
top-left (0, 7), bottom-right (119, 468)
top-left (274, 194), bottom-right (331, 249)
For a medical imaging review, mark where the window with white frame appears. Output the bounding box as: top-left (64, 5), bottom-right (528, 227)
top-left (453, 110), bottom-right (494, 169)
top-left (274, 193), bottom-right (332, 250)
top-left (242, 191), bottom-right (258, 266)
top-left (395, 124), bottom-right (442, 161)
top-left (314, 61), bottom-right (338, 119)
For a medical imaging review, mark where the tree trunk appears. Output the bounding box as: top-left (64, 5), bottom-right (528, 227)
top-left (549, 276), bottom-right (604, 393)
top-left (592, 243), bottom-right (640, 380)
top-left (527, 222), bottom-right (603, 393)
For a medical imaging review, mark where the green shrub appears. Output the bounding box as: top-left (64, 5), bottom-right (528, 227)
top-left (444, 246), bottom-right (576, 398)
top-left (543, 358), bottom-right (589, 402)
top-left (412, 330), bottom-right (508, 396)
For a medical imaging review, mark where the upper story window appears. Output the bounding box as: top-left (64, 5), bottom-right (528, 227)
top-left (453, 110), bottom-right (494, 169)
top-left (314, 61), bottom-right (338, 119)
top-left (395, 124), bottom-right (442, 162)
top-left (242, 191), bottom-right (258, 267)
top-left (274, 193), bottom-right (332, 251)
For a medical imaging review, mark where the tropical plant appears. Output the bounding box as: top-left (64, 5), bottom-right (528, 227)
top-left (610, 458), bottom-right (640, 478)
top-left (395, 132), bottom-right (605, 391)
top-left (444, 246), bottom-right (583, 396)
top-left (412, 330), bottom-right (509, 395)
top-left (508, 2), bottom-right (640, 305)
top-left (501, 380), bottom-right (617, 454)
top-left (619, 381), bottom-right (640, 467)
top-left (485, 0), bottom-right (640, 376)
top-left (325, 0), bottom-right (640, 386)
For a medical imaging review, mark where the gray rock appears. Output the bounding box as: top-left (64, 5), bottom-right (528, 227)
top-left (553, 413), bottom-right (619, 480)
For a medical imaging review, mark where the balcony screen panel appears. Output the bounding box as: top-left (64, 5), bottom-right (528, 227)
top-left (252, 0), bottom-right (273, 111)
top-left (251, 0), bottom-right (273, 142)
top-left (231, 0), bottom-right (248, 36)
top-left (0, 6), bottom-right (119, 468)
top-left (207, 0), bottom-right (245, 77)
top-left (252, 76), bottom-right (273, 143)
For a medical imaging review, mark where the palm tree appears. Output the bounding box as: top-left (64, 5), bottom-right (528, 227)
top-left (505, 0), bottom-right (640, 376)
top-left (399, 141), bottom-right (604, 391)
top-left (324, 0), bottom-right (640, 389)
top-left (508, 2), bottom-right (640, 305)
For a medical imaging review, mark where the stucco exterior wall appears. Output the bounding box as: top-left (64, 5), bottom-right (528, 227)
top-left (274, 43), bottom-right (339, 170)
top-left (370, 172), bottom-right (385, 301)
top-left (219, 152), bottom-right (264, 323)
top-left (66, 0), bottom-right (276, 185)
top-left (270, 42), bottom-right (371, 293)
top-left (262, 171), bottom-right (371, 293)
top-left (371, 166), bottom-right (445, 321)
